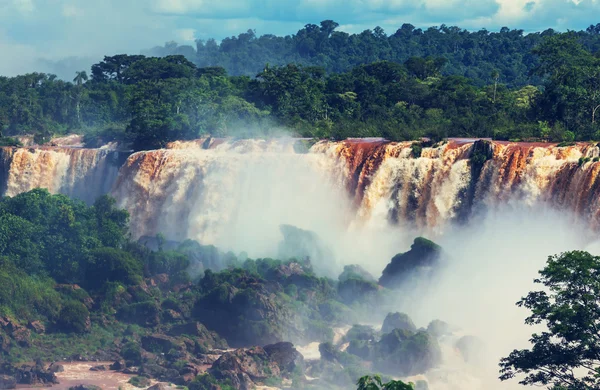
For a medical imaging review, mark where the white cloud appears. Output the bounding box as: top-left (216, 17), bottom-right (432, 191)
top-left (61, 4), bottom-right (81, 18)
top-left (176, 28), bottom-right (196, 41)
top-left (12, 0), bottom-right (35, 14)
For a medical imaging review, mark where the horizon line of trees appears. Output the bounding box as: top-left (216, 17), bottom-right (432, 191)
top-left (0, 27), bottom-right (600, 150)
top-left (144, 20), bottom-right (600, 88)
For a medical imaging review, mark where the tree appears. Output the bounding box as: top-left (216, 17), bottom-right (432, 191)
top-left (499, 251), bottom-right (600, 389)
top-left (72, 71), bottom-right (88, 124)
top-left (491, 70), bottom-right (500, 103)
top-left (357, 375), bottom-right (414, 390)
top-left (73, 71), bottom-right (88, 86)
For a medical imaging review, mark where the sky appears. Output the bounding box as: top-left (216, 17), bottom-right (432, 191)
top-left (1, 0), bottom-right (600, 78)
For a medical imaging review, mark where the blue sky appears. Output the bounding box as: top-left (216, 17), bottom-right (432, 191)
top-left (1, 0), bottom-right (600, 77)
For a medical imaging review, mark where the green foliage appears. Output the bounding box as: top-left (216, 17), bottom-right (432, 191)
top-left (0, 259), bottom-right (61, 320)
top-left (357, 375), bottom-right (414, 390)
top-left (128, 376), bottom-right (151, 388)
top-left (85, 248), bottom-right (142, 289)
top-left (5, 26), bottom-right (600, 147)
top-left (121, 341), bottom-right (142, 364)
top-left (499, 251), bottom-right (600, 389)
top-left (56, 301), bottom-right (90, 333)
top-left (410, 142), bottom-right (423, 158)
top-left (0, 189), bottom-right (128, 283)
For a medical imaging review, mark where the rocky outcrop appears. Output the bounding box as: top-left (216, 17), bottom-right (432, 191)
top-left (69, 386), bottom-right (103, 390)
top-left (0, 363), bottom-right (58, 386)
top-left (277, 224), bottom-right (336, 277)
top-left (195, 276), bottom-right (298, 347)
top-left (381, 312), bottom-right (417, 334)
top-left (141, 334), bottom-right (185, 354)
top-left (372, 329), bottom-right (441, 376)
top-left (0, 375), bottom-right (16, 389)
top-left (209, 344), bottom-right (303, 390)
top-left (263, 342), bottom-right (304, 374)
top-left (0, 317), bottom-right (31, 347)
top-left (48, 363), bottom-right (64, 373)
top-left (379, 237), bottom-right (442, 289)
top-left (28, 321), bottom-right (45, 334)
top-left (109, 360), bottom-right (126, 370)
top-left (426, 319), bottom-right (453, 338)
top-left (167, 322), bottom-right (228, 350)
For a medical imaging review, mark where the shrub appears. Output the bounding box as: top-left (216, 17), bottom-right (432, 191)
top-left (56, 301), bottom-right (90, 333)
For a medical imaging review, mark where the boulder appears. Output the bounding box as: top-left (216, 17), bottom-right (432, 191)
top-left (277, 224), bottom-right (335, 277)
top-left (11, 327), bottom-right (31, 347)
top-left (338, 265), bottom-right (376, 283)
top-left (141, 334), bottom-right (184, 354)
top-left (11, 365), bottom-right (58, 385)
top-left (0, 375), bottom-right (16, 389)
top-left (379, 237), bottom-right (442, 289)
top-left (373, 329), bottom-right (441, 376)
top-left (148, 384), bottom-right (167, 390)
top-left (69, 386), bottom-right (103, 390)
top-left (89, 365), bottom-right (107, 372)
top-left (48, 363), bottom-right (65, 373)
top-left (455, 335), bottom-right (486, 364)
top-left (28, 321), bottom-right (45, 334)
top-left (382, 312), bottom-right (417, 334)
top-left (194, 280), bottom-right (297, 347)
top-left (210, 347), bottom-right (280, 382)
top-left (426, 320), bottom-right (453, 338)
top-left (263, 342), bottom-right (304, 374)
top-left (109, 360), bottom-right (126, 370)
top-left (168, 322), bottom-right (228, 350)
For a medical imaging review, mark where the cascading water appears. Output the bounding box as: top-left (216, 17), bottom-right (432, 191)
top-left (1, 137), bottom-right (599, 389)
top-left (0, 146), bottom-right (124, 204)
top-left (108, 138), bottom-right (600, 247)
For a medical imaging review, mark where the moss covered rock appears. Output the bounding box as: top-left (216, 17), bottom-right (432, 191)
top-left (379, 237), bottom-right (442, 289)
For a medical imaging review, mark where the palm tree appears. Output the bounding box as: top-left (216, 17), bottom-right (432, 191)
top-left (491, 70), bottom-right (500, 103)
top-left (73, 71), bottom-right (88, 86)
top-left (72, 71), bottom-right (88, 124)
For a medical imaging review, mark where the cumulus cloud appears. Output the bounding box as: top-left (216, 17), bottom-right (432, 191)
top-left (1, 0), bottom-right (600, 77)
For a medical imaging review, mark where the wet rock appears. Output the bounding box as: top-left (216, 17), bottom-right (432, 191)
top-left (277, 224), bottom-right (335, 276)
top-left (382, 312), bottom-right (417, 334)
top-left (263, 342), bottom-right (304, 374)
top-left (0, 375), bottom-right (16, 389)
top-left (379, 237), bottom-right (442, 289)
top-left (426, 320), bottom-right (452, 338)
top-left (89, 365), bottom-right (107, 372)
top-left (11, 364), bottom-right (58, 385)
top-left (373, 329), bottom-right (441, 376)
top-left (338, 265), bottom-right (376, 283)
top-left (210, 347), bottom-right (280, 382)
top-left (148, 384), bottom-right (167, 390)
top-left (455, 335), bottom-right (486, 364)
top-left (69, 386), bottom-right (103, 390)
top-left (48, 363), bottom-right (65, 373)
top-left (194, 280), bottom-right (297, 347)
top-left (109, 360), bottom-right (126, 370)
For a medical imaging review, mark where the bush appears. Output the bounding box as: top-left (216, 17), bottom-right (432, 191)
top-left (121, 341), bottom-right (142, 364)
top-left (85, 247), bottom-right (143, 290)
top-left (56, 301), bottom-right (90, 333)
